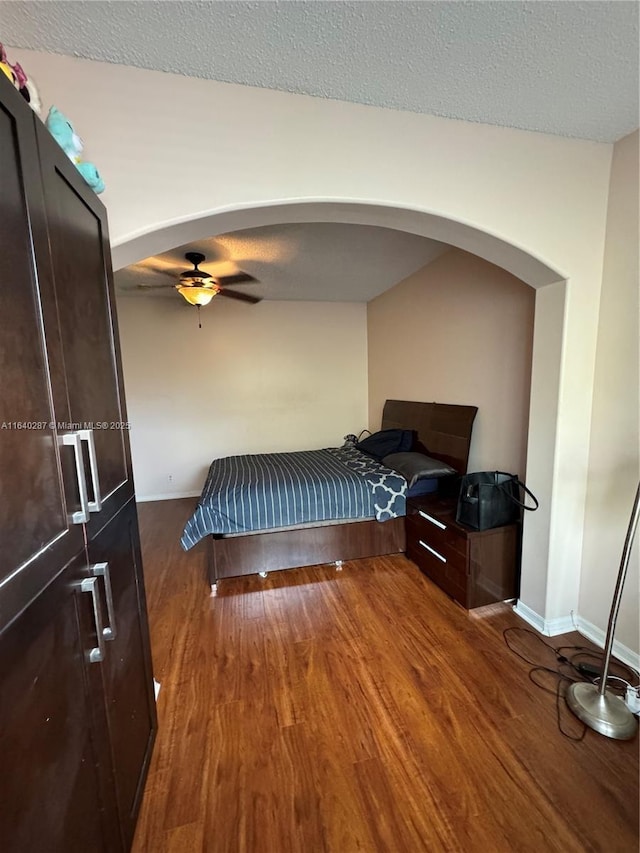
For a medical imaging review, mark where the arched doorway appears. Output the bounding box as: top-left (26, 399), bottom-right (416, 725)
top-left (113, 200), bottom-right (568, 628)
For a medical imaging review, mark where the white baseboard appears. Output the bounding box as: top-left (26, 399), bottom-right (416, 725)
top-left (513, 600), bottom-right (545, 632)
top-left (512, 601), bottom-right (574, 635)
top-left (574, 614), bottom-right (640, 673)
top-left (514, 600), bottom-right (639, 672)
top-left (136, 491), bottom-right (200, 502)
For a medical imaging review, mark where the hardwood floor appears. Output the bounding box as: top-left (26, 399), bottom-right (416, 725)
top-left (132, 499), bottom-right (639, 853)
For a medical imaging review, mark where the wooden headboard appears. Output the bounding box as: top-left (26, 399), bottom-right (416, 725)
top-left (381, 400), bottom-right (478, 475)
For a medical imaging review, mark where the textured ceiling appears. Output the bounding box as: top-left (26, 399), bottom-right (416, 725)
top-left (2, 1), bottom-right (638, 142)
top-left (115, 223), bottom-right (447, 303)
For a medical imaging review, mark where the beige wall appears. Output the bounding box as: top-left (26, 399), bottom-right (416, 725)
top-left (579, 131), bottom-right (639, 653)
top-left (368, 249), bottom-right (535, 476)
top-left (520, 280), bottom-right (566, 616)
top-left (116, 297), bottom-right (368, 500)
top-left (12, 47), bottom-right (618, 634)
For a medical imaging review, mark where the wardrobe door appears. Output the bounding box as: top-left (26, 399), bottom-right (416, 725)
top-left (0, 551), bottom-right (122, 853)
top-left (88, 499), bottom-right (157, 850)
top-left (0, 76), bottom-right (85, 633)
top-left (34, 119), bottom-right (134, 542)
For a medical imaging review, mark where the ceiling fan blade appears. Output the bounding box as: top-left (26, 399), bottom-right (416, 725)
top-left (219, 289), bottom-right (262, 304)
top-left (136, 282), bottom-right (177, 290)
top-left (141, 263), bottom-right (180, 280)
top-left (216, 272), bottom-right (258, 286)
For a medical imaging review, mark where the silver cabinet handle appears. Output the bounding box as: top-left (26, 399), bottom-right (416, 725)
top-left (418, 510), bottom-right (447, 530)
top-left (91, 562), bottom-right (117, 640)
top-left (80, 576), bottom-right (105, 663)
top-left (419, 539), bottom-right (447, 563)
top-left (62, 432), bottom-right (90, 524)
top-left (79, 429), bottom-right (102, 512)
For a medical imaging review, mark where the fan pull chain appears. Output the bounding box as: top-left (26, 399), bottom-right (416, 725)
top-left (197, 305), bottom-right (202, 329)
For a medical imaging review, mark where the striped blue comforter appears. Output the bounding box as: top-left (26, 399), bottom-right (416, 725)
top-left (180, 445), bottom-right (407, 550)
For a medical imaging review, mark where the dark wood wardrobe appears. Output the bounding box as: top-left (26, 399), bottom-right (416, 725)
top-left (0, 75), bottom-right (156, 851)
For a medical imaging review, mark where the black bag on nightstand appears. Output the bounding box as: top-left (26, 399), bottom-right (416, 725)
top-left (456, 471), bottom-right (538, 531)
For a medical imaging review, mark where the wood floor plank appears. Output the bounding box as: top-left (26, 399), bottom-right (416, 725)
top-left (282, 721), bottom-right (381, 853)
top-left (304, 640), bottom-right (380, 765)
top-left (353, 756), bottom-right (458, 853)
top-left (132, 499), bottom-right (639, 853)
top-left (163, 600), bottom-right (214, 830)
top-left (165, 822), bottom-right (204, 853)
top-left (263, 624), bottom-right (310, 727)
top-left (205, 702), bottom-right (247, 853)
top-left (281, 720), bottom-right (379, 853)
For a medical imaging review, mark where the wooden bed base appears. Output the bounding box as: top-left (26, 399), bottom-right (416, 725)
top-left (208, 517), bottom-right (406, 587)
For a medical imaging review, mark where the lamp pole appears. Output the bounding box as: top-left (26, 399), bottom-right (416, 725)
top-left (566, 482), bottom-right (640, 740)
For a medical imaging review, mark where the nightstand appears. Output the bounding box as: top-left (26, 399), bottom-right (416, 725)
top-left (405, 495), bottom-right (520, 609)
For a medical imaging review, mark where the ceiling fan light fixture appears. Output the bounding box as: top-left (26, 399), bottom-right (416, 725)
top-left (179, 272), bottom-right (217, 288)
top-left (177, 285), bottom-right (220, 306)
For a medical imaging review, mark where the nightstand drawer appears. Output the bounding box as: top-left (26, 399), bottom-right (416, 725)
top-left (407, 504), bottom-right (464, 544)
top-left (406, 514), bottom-right (467, 569)
top-left (406, 537), bottom-right (468, 607)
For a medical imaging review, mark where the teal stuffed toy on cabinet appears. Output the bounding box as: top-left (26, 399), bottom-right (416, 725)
top-left (45, 106), bottom-right (105, 194)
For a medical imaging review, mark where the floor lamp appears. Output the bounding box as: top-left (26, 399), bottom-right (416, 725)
top-left (567, 482), bottom-right (640, 739)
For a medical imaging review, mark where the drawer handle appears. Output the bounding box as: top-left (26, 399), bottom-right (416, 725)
top-left (91, 562), bottom-right (117, 641)
top-left (418, 510), bottom-right (446, 530)
top-left (419, 540), bottom-right (447, 563)
top-left (62, 432), bottom-right (90, 524)
top-left (80, 576), bottom-right (105, 663)
top-left (79, 429), bottom-right (102, 513)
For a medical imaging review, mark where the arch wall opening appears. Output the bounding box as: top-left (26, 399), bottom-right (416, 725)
top-left (113, 200), bottom-right (568, 625)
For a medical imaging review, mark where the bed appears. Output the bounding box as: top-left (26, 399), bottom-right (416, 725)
top-left (182, 399), bottom-right (477, 592)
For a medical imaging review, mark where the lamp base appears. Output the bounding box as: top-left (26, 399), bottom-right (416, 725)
top-left (566, 682), bottom-right (638, 740)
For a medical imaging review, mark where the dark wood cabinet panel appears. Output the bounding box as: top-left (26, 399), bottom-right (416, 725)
top-left (0, 76), bottom-right (155, 852)
top-left (87, 500), bottom-right (157, 850)
top-left (0, 552), bottom-right (119, 853)
top-left (406, 496), bottom-right (520, 609)
top-left (34, 119), bottom-right (134, 539)
top-left (0, 77), bottom-right (85, 632)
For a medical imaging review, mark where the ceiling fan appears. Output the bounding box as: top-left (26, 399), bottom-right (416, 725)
top-left (137, 252), bottom-right (262, 308)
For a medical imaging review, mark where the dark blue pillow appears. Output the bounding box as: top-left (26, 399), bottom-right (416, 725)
top-left (382, 452), bottom-right (456, 486)
top-left (356, 429), bottom-right (413, 460)
top-left (407, 478), bottom-right (439, 497)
